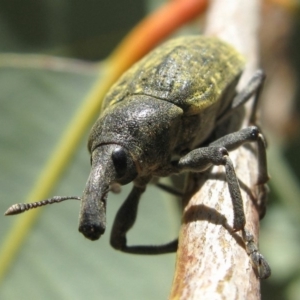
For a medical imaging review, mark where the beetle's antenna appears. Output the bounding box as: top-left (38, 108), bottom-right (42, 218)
top-left (4, 196), bottom-right (81, 216)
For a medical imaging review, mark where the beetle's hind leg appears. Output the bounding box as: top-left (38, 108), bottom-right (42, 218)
top-left (217, 70), bottom-right (266, 126)
top-left (110, 184), bottom-right (178, 254)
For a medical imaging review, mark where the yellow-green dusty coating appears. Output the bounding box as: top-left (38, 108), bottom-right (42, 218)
top-left (102, 36), bottom-right (245, 115)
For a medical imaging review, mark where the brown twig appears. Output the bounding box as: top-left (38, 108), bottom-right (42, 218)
top-left (170, 0), bottom-right (265, 299)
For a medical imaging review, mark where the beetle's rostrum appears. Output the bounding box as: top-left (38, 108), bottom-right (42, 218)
top-left (79, 144), bottom-right (138, 240)
top-left (5, 36), bottom-right (271, 279)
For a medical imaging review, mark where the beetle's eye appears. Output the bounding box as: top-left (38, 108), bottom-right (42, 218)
top-left (112, 147), bottom-right (127, 177)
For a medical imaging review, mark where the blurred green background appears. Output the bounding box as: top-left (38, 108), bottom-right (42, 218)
top-left (0, 1), bottom-right (300, 299)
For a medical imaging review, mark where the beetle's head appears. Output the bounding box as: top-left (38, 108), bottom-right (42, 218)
top-left (78, 144), bottom-right (137, 241)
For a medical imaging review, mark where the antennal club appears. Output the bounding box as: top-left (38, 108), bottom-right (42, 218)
top-left (4, 196), bottom-right (81, 216)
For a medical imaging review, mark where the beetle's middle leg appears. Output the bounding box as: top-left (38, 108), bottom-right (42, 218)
top-left (211, 125), bottom-right (270, 218)
top-left (155, 182), bottom-right (183, 197)
top-left (210, 126), bottom-right (269, 185)
top-left (177, 146), bottom-right (246, 231)
top-left (110, 184), bottom-right (178, 254)
top-left (177, 126), bottom-right (269, 231)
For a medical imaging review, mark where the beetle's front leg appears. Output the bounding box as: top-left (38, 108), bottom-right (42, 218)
top-left (110, 185), bottom-right (144, 251)
top-left (110, 184), bottom-right (178, 254)
top-left (178, 146), bottom-right (246, 231)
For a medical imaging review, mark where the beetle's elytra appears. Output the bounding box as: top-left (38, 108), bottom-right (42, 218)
top-left (6, 36), bottom-right (271, 278)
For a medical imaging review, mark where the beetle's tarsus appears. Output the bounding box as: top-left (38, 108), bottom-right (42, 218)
top-left (113, 240), bottom-right (178, 255)
top-left (242, 229), bottom-right (271, 279)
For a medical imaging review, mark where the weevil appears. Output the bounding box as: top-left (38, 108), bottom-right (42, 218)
top-left (6, 36), bottom-right (271, 278)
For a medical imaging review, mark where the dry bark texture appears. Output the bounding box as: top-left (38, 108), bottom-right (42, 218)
top-left (170, 1), bottom-right (264, 299)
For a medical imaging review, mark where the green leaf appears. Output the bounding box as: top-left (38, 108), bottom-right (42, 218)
top-left (0, 66), bottom-right (179, 299)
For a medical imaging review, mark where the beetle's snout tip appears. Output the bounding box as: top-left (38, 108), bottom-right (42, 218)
top-left (79, 224), bottom-right (105, 241)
